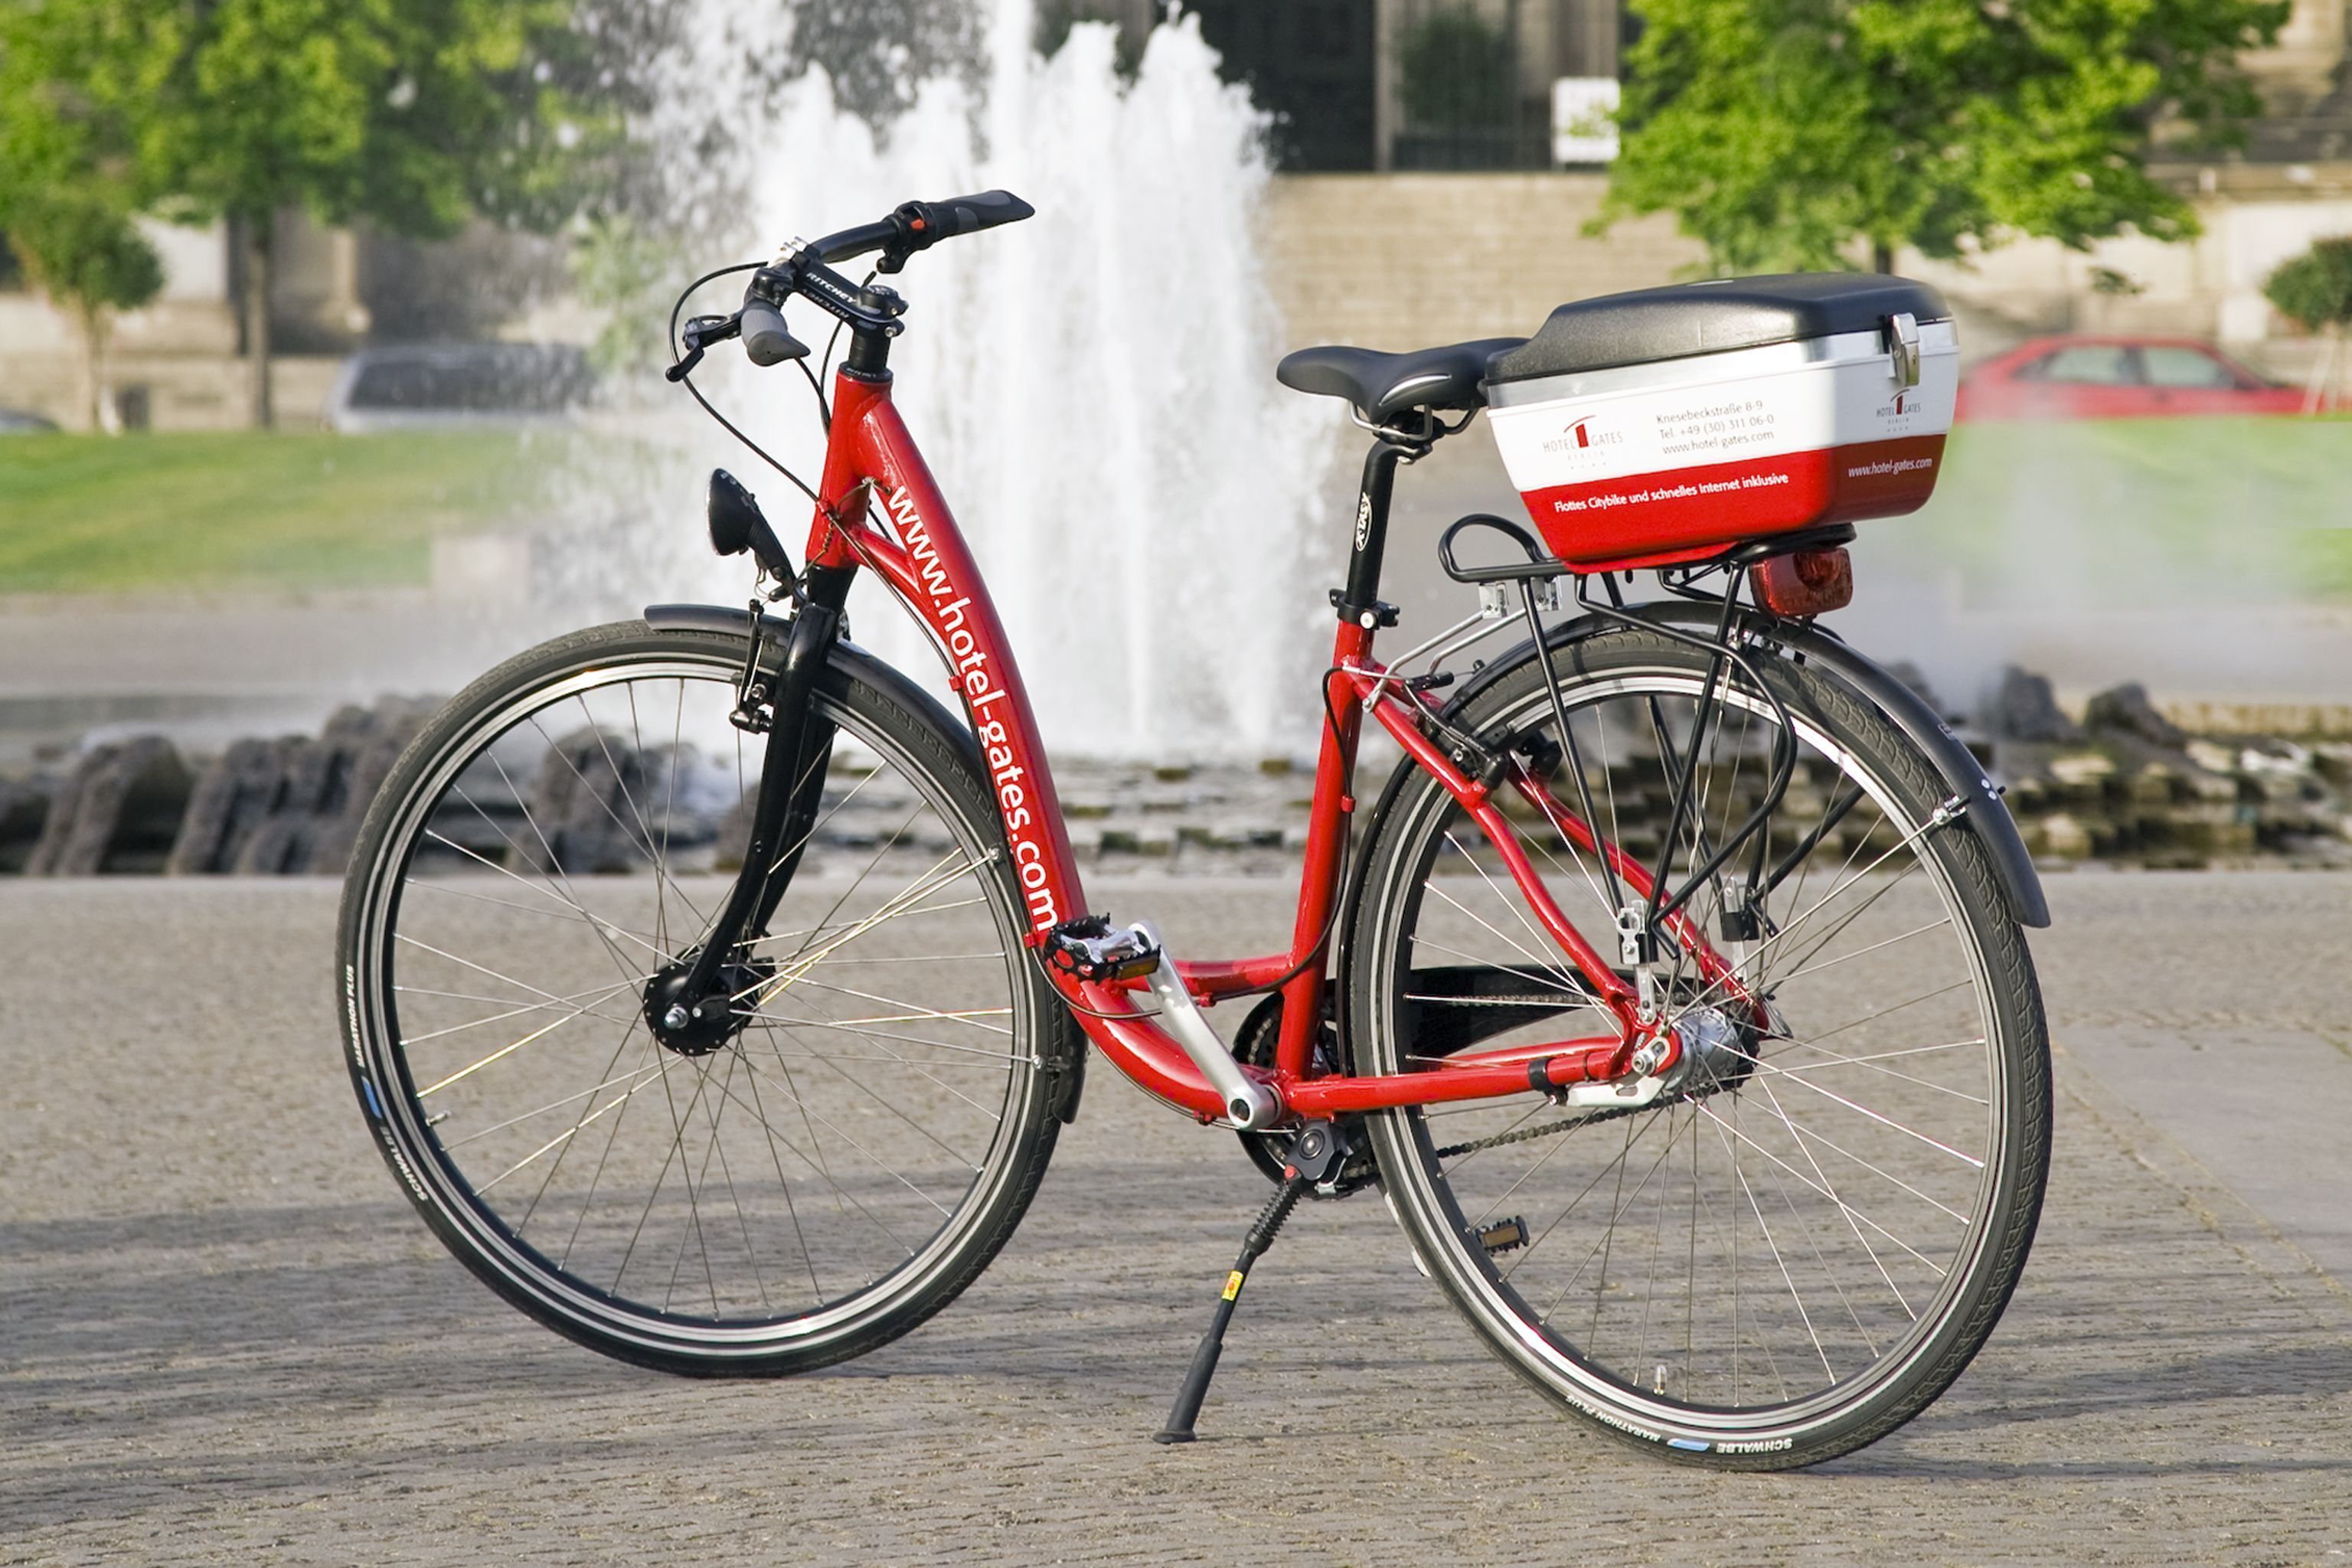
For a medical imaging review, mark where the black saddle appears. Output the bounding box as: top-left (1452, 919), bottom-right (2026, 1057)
top-left (1275, 337), bottom-right (1525, 423)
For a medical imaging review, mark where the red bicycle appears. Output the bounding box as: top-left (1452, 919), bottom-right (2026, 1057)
top-left (338, 192), bottom-right (2051, 1469)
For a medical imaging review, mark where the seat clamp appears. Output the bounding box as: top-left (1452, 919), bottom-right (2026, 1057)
top-left (1328, 590), bottom-right (1399, 629)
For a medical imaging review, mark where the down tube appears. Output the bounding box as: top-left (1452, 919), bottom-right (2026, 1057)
top-left (808, 382), bottom-right (1237, 1121)
top-left (810, 377), bottom-right (1088, 941)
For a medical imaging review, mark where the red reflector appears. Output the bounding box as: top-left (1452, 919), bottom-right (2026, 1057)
top-left (1749, 547), bottom-right (1854, 617)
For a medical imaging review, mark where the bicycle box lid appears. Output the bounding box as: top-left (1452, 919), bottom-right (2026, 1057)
top-left (1484, 275), bottom-right (1958, 571)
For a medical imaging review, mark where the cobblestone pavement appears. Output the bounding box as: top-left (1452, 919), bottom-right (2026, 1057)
top-left (4, 874), bottom-right (2350, 1566)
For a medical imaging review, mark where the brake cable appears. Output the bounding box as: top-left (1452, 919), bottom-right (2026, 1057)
top-left (665, 261), bottom-right (828, 512)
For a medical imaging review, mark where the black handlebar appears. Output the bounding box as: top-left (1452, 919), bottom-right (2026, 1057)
top-left (724, 190), bottom-right (1034, 371)
top-left (812, 189), bottom-right (1035, 270)
top-left (810, 218), bottom-right (900, 266)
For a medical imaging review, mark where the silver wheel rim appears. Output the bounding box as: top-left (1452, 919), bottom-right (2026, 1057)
top-left (1365, 665), bottom-right (2010, 1442)
top-left (350, 648), bottom-right (1039, 1355)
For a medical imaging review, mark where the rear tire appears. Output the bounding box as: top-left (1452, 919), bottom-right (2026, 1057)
top-left (338, 619), bottom-right (1070, 1375)
top-left (1345, 626), bottom-right (2049, 1468)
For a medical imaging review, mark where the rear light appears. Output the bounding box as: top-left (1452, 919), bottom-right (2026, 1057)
top-left (1749, 547), bottom-right (1854, 617)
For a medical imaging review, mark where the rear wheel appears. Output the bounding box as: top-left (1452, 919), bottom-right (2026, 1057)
top-left (337, 620), bottom-right (1070, 1375)
top-left (1346, 627), bottom-right (2049, 1468)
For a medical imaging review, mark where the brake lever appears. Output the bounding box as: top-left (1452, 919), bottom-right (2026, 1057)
top-left (666, 312), bottom-right (741, 383)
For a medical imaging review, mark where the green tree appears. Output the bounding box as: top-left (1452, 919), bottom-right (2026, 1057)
top-left (0, 0), bottom-right (632, 427)
top-left (1397, 8), bottom-right (1514, 132)
top-left (0, 5), bottom-right (161, 431)
top-left (2264, 236), bottom-right (2352, 410)
top-left (1602, 0), bottom-right (2289, 276)
top-left (2265, 237), bottom-right (2352, 333)
top-left (2, 195), bottom-right (163, 431)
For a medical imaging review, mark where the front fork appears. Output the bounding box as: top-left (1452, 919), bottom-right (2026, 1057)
top-left (651, 574), bottom-right (848, 1034)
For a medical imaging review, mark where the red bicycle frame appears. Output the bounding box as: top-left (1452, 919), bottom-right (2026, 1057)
top-left (800, 364), bottom-right (1746, 1125)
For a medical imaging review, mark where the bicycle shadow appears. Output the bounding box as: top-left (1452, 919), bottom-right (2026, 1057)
top-left (1812, 1330), bottom-right (2352, 1479)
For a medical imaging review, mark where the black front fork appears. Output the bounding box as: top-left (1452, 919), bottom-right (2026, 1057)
top-left (661, 567), bottom-right (852, 1023)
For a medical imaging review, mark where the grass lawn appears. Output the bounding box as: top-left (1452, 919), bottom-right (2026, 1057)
top-left (0, 431), bottom-right (556, 594)
top-left (2, 416), bottom-right (2348, 599)
top-left (1910, 413), bottom-right (2352, 599)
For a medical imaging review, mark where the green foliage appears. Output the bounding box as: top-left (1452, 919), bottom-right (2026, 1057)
top-left (1397, 8), bottom-right (1514, 131)
top-left (0, 0), bottom-right (632, 240)
top-left (2, 191), bottom-right (163, 321)
top-left (568, 215), bottom-right (687, 376)
top-left (2264, 238), bottom-right (2352, 331)
top-left (1605, 0), bottom-right (2291, 273)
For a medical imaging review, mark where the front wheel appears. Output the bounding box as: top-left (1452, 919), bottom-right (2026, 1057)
top-left (337, 619), bottom-right (1072, 1375)
top-left (1345, 626), bottom-right (2050, 1468)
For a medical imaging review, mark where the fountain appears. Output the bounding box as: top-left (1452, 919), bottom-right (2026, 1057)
top-left (572, 0), bottom-right (1343, 760)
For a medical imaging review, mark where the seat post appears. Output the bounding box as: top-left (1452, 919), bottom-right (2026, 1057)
top-left (1335, 435), bottom-right (1419, 626)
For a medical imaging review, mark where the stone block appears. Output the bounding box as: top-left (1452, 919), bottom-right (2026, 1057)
top-left (307, 700), bottom-right (434, 874)
top-left (2033, 812), bottom-right (2093, 859)
top-left (0, 777), bottom-right (54, 874)
top-left (1982, 666), bottom-right (2082, 743)
top-left (26, 737), bottom-right (193, 875)
top-left (515, 727), bottom-right (660, 875)
top-left (168, 736), bottom-right (299, 875)
top-left (2085, 682), bottom-right (2187, 747)
top-left (2047, 750), bottom-right (2119, 797)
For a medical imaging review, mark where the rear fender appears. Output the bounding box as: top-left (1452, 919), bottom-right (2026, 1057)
top-left (1423, 603), bottom-right (2050, 929)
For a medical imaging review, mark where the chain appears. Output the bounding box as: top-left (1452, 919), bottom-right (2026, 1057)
top-left (1436, 1103), bottom-right (1642, 1160)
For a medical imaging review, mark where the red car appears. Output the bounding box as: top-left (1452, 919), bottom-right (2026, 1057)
top-left (1955, 335), bottom-right (2304, 420)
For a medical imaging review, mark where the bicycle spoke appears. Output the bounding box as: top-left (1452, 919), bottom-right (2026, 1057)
top-left (357, 652), bottom-right (1042, 1351)
top-left (1373, 653), bottom-right (2022, 1431)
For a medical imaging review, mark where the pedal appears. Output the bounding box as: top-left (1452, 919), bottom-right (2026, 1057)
top-left (1478, 1216), bottom-right (1530, 1257)
top-left (1044, 914), bottom-right (1162, 983)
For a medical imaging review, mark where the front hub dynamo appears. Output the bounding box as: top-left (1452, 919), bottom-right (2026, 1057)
top-left (643, 953), bottom-right (776, 1057)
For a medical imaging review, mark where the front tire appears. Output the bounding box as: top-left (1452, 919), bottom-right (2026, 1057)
top-left (1345, 626), bottom-right (2050, 1468)
top-left (337, 619), bottom-right (1070, 1375)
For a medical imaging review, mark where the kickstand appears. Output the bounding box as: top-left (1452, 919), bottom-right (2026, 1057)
top-left (1153, 1121), bottom-right (1344, 1444)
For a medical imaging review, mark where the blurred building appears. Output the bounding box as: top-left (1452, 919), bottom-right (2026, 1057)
top-left (0, 211), bottom-right (371, 431)
top-left (11, 0), bottom-right (2352, 428)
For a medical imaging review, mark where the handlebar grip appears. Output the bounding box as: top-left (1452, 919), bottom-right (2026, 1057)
top-left (910, 190), bottom-right (1035, 240)
top-left (740, 299), bottom-right (809, 367)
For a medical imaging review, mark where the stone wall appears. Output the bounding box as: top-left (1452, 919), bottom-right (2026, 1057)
top-left (1255, 165), bottom-right (2352, 374)
top-left (1257, 172), bottom-right (1703, 354)
top-left (0, 348), bottom-right (348, 432)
